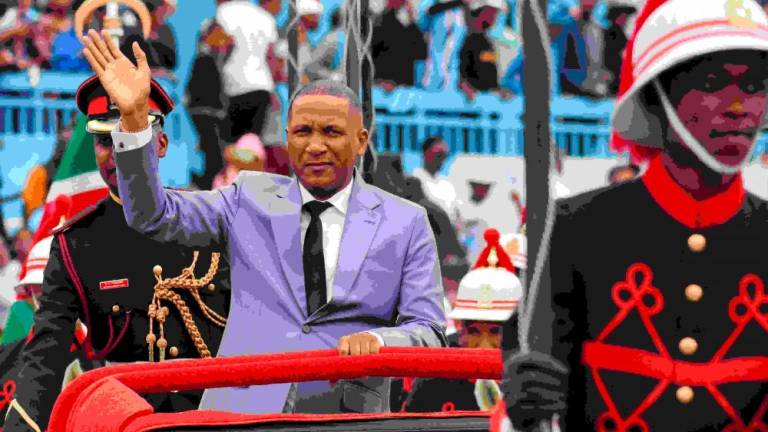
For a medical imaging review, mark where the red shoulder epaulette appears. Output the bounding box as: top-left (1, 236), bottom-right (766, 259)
top-left (51, 202), bottom-right (103, 235)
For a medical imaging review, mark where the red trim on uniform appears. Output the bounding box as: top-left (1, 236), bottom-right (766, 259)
top-left (0, 379), bottom-right (17, 411)
top-left (453, 300), bottom-right (518, 311)
top-left (583, 263), bottom-right (768, 431)
top-left (99, 278), bottom-right (130, 290)
top-left (455, 300), bottom-right (518, 305)
top-left (403, 376), bottom-right (414, 393)
top-left (642, 155), bottom-right (744, 229)
top-left (87, 95), bottom-right (161, 116)
top-left (582, 342), bottom-right (768, 384)
top-left (87, 96), bottom-right (109, 116)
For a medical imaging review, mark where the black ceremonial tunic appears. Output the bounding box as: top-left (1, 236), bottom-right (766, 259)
top-left (504, 156), bottom-right (768, 431)
top-left (5, 197), bottom-right (231, 432)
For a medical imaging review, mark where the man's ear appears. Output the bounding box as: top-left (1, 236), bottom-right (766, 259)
top-left (156, 131), bottom-right (169, 158)
top-left (356, 128), bottom-right (369, 156)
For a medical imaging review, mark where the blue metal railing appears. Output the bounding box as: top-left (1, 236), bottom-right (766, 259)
top-left (4, 71), bottom-right (768, 235)
top-left (368, 86), bottom-right (616, 158)
top-left (0, 71), bottom-right (203, 184)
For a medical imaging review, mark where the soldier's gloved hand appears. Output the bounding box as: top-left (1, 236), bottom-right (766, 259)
top-left (502, 351), bottom-right (568, 432)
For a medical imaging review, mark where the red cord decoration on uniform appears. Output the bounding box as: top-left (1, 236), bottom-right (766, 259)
top-left (0, 379), bottom-right (16, 411)
top-left (582, 263), bottom-right (768, 432)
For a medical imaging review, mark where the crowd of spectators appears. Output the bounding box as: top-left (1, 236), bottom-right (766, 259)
top-left (0, 0), bottom-right (177, 76)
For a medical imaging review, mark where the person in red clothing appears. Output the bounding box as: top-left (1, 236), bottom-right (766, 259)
top-left (503, 0), bottom-right (768, 430)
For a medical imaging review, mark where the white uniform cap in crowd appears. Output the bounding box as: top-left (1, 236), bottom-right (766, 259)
top-left (444, 297), bottom-right (458, 336)
top-left (297, 0), bottom-right (324, 16)
top-left (450, 228), bottom-right (521, 322)
top-left (611, 0), bottom-right (768, 174)
top-left (450, 267), bottom-right (522, 322)
top-left (16, 236), bottom-right (54, 291)
top-left (470, 0), bottom-right (509, 12)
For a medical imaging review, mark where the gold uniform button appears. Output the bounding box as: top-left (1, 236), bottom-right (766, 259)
top-left (677, 386), bottom-right (694, 404)
top-left (153, 265), bottom-right (163, 276)
top-left (679, 337), bottom-right (698, 355)
top-left (111, 304), bottom-right (121, 314)
top-left (687, 234), bottom-right (706, 252)
top-left (208, 283), bottom-right (215, 292)
top-left (169, 346), bottom-right (179, 357)
top-left (685, 284), bottom-right (703, 302)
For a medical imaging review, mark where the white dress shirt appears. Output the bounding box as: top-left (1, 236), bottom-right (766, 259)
top-left (298, 179), bottom-right (354, 302)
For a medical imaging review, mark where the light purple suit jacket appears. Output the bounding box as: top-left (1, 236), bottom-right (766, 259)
top-left (114, 141), bottom-right (446, 414)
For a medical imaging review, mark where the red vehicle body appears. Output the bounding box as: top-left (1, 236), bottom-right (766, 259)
top-left (50, 347), bottom-right (503, 432)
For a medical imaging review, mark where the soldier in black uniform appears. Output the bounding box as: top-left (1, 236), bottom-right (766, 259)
top-left (503, 0), bottom-right (768, 431)
top-left (4, 61), bottom-right (231, 432)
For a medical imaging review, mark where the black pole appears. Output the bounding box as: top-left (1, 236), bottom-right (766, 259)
top-left (346, 1), bottom-right (361, 97)
top-left (346, 0), bottom-right (376, 182)
top-left (288, 0), bottom-right (299, 99)
top-left (361, 0), bottom-right (373, 133)
top-left (360, 0), bottom-right (376, 182)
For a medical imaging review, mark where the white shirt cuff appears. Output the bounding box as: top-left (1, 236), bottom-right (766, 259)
top-left (365, 331), bottom-right (385, 347)
top-left (111, 121), bottom-right (153, 152)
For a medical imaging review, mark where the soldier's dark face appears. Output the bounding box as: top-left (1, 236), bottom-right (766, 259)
top-left (93, 129), bottom-right (169, 195)
top-left (666, 52), bottom-right (768, 168)
top-left (287, 95), bottom-right (368, 199)
top-left (459, 320), bottom-right (502, 349)
top-left (93, 134), bottom-right (119, 193)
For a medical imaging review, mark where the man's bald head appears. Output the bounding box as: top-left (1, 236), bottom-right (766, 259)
top-left (288, 80), bottom-right (363, 122)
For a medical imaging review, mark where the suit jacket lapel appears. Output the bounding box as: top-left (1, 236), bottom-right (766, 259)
top-left (270, 180), bottom-right (307, 316)
top-left (312, 179), bottom-right (381, 321)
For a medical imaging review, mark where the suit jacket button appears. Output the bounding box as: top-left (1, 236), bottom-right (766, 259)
top-left (687, 234), bottom-right (706, 252)
top-left (302, 325), bottom-right (311, 334)
top-left (676, 386), bottom-right (694, 404)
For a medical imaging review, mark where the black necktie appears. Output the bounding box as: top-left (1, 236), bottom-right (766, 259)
top-left (303, 201), bottom-right (333, 315)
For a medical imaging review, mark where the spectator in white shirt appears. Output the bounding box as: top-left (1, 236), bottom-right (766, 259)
top-left (216, 0), bottom-right (281, 142)
top-left (412, 137), bottom-right (462, 223)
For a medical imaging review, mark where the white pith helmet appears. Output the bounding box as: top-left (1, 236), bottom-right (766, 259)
top-left (450, 229), bottom-right (521, 322)
top-left (611, 0), bottom-right (768, 174)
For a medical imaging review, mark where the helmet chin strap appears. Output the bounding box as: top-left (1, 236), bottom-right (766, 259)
top-left (653, 79), bottom-right (758, 175)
